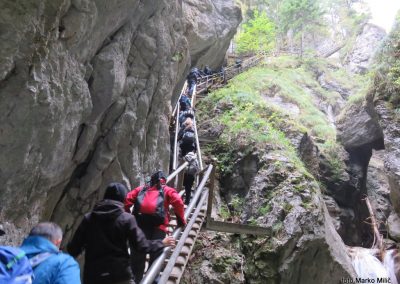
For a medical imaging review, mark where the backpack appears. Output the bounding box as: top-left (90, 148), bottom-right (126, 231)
top-left (184, 152), bottom-right (199, 176)
top-left (0, 246), bottom-right (55, 284)
top-left (179, 96), bottom-right (191, 111)
top-left (133, 185), bottom-right (166, 227)
top-left (181, 130), bottom-right (195, 145)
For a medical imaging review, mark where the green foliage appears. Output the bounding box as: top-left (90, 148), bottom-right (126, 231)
top-left (230, 195), bottom-right (244, 212)
top-left (371, 11), bottom-right (400, 108)
top-left (278, 0), bottom-right (323, 34)
top-left (236, 10), bottom-right (276, 55)
top-left (259, 203), bottom-right (271, 215)
top-left (171, 52), bottom-right (183, 62)
top-left (220, 204), bottom-right (231, 220)
top-left (198, 56), bottom-right (358, 183)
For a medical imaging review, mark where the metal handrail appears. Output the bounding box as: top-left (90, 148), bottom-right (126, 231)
top-left (158, 191), bottom-right (209, 283)
top-left (172, 81), bottom-right (187, 118)
top-left (196, 54), bottom-right (264, 91)
top-left (193, 117), bottom-right (203, 171)
top-left (140, 164), bottom-right (213, 284)
top-left (167, 161), bottom-right (188, 185)
top-left (191, 84), bottom-right (197, 107)
top-left (172, 102), bottom-right (180, 172)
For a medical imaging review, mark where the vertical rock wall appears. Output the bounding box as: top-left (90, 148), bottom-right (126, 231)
top-left (0, 0), bottom-right (241, 244)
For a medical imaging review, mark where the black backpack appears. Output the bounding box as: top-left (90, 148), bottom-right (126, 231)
top-left (180, 96), bottom-right (191, 111)
top-left (181, 130), bottom-right (195, 145)
top-left (133, 185), bottom-right (165, 227)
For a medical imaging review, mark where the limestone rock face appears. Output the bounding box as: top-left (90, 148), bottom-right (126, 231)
top-left (183, 0), bottom-right (241, 69)
top-left (367, 18), bottom-right (400, 217)
top-left (345, 24), bottom-right (386, 74)
top-left (0, 0), bottom-right (241, 244)
top-left (336, 101), bottom-right (383, 150)
top-left (375, 101), bottom-right (400, 215)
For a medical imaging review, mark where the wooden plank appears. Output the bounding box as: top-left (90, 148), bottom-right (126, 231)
top-left (206, 219), bottom-right (271, 236)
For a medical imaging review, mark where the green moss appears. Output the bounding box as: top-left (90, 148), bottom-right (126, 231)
top-left (259, 204), bottom-right (271, 215)
top-left (213, 255), bottom-right (238, 273)
top-left (372, 12), bottom-right (400, 108)
top-left (219, 203), bottom-right (231, 220)
top-left (318, 140), bottom-right (347, 181)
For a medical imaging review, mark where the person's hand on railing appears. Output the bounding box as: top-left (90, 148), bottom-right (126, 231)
top-left (162, 236), bottom-right (176, 247)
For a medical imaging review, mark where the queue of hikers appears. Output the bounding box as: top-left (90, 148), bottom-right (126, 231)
top-left (0, 65), bottom-right (214, 284)
top-left (1, 172), bottom-right (186, 284)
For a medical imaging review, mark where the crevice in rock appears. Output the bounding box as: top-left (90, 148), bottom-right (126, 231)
top-left (326, 135), bottom-right (386, 247)
top-left (72, 123), bottom-right (86, 158)
top-left (0, 63), bottom-right (17, 90)
top-left (50, 151), bottom-right (94, 219)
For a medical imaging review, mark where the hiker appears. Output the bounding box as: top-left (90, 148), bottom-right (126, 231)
top-left (124, 171), bottom-right (186, 283)
top-left (203, 65), bottom-right (213, 76)
top-left (20, 222), bottom-right (81, 284)
top-left (68, 183), bottom-right (175, 284)
top-left (178, 119), bottom-right (197, 157)
top-left (186, 67), bottom-right (201, 97)
top-left (178, 107), bottom-right (195, 126)
top-left (179, 94), bottom-right (191, 112)
top-left (183, 152), bottom-right (199, 205)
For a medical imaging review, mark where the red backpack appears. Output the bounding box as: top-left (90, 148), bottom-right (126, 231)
top-left (133, 185), bottom-right (166, 227)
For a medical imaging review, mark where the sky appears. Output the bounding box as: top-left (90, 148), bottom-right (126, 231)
top-left (365, 0), bottom-right (400, 32)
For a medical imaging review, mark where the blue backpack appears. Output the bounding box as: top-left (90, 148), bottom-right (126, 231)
top-left (0, 246), bottom-right (33, 284)
top-left (0, 246), bottom-right (54, 284)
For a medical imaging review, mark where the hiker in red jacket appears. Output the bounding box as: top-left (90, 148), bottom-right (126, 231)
top-left (125, 170), bottom-right (186, 283)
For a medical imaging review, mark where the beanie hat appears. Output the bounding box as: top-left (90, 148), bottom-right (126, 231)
top-left (104, 183), bottom-right (128, 202)
top-left (150, 171), bottom-right (167, 186)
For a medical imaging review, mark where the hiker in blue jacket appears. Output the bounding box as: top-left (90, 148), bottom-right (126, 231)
top-left (20, 222), bottom-right (81, 284)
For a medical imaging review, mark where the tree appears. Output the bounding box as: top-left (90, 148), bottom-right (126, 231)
top-left (278, 0), bottom-right (323, 57)
top-left (236, 10), bottom-right (276, 55)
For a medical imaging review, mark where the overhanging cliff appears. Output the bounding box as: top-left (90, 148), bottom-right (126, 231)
top-left (0, 0), bottom-right (241, 244)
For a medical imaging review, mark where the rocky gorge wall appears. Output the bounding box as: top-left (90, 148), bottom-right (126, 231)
top-left (0, 0), bottom-right (241, 244)
top-left (337, 14), bottom-right (400, 243)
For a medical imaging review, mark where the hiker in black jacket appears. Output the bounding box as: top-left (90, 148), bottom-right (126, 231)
top-left (67, 183), bottom-right (175, 284)
top-left (187, 67), bottom-right (201, 97)
top-left (178, 118), bottom-right (197, 157)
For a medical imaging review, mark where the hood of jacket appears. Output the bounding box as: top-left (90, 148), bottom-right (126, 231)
top-left (91, 199), bottom-right (125, 221)
top-left (20, 236), bottom-right (59, 257)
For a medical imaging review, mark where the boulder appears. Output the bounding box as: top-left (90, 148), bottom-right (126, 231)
top-left (336, 102), bottom-right (383, 150)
